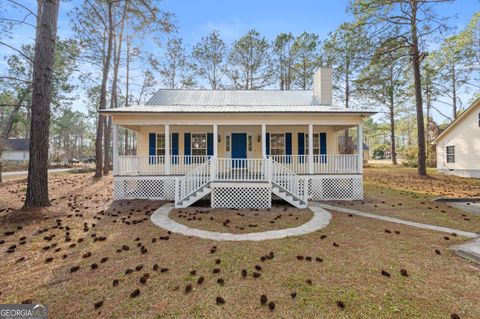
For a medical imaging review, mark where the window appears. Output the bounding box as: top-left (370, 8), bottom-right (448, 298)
top-left (270, 133), bottom-right (285, 156)
top-left (226, 135), bottom-right (230, 152)
top-left (191, 133), bottom-right (207, 156)
top-left (446, 145), bottom-right (455, 163)
top-left (156, 134), bottom-right (165, 156)
top-left (248, 135), bottom-right (253, 152)
top-left (305, 133), bottom-right (320, 155)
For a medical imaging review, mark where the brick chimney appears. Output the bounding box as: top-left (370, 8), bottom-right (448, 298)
top-left (313, 68), bottom-right (332, 105)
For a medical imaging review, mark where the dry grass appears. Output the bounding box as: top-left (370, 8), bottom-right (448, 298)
top-left (169, 204), bottom-right (313, 234)
top-left (0, 169), bottom-right (479, 318)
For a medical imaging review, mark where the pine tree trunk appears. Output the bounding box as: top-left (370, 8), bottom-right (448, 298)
top-left (410, 1), bottom-right (427, 176)
top-left (95, 0), bottom-right (114, 178)
top-left (25, 0), bottom-right (60, 207)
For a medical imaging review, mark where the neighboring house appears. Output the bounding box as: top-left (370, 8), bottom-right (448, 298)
top-left (433, 98), bottom-right (480, 178)
top-left (1, 138), bottom-right (29, 161)
top-left (100, 68), bottom-right (376, 209)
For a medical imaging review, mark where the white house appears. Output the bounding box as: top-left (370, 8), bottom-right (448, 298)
top-left (99, 68), bottom-right (376, 209)
top-left (433, 98), bottom-right (480, 178)
top-left (1, 139), bottom-right (29, 161)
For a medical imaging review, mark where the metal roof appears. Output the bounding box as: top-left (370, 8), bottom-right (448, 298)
top-left (6, 138), bottom-right (29, 151)
top-left (99, 104), bottom-right (375, 114)
top-left (146, 89), bottom-right (321, 106)
top-left (98, 89), bottom-right (376, 115)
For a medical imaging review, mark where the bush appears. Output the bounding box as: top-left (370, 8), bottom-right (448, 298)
top-left (402, 146), bottom-right (418, 167)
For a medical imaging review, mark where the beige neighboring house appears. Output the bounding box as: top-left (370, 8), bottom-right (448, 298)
top-left (99, 68), bottom-right (376, 209)
top-left (433, 98), bottom-right (480, 178)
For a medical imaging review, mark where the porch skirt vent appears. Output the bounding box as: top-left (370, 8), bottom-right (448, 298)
top-left (114, 176), bottom-right (176, 200)
top-left (211, 182), bottom-right (271, 209)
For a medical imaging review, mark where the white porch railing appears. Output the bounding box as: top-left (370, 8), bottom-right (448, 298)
top-left (313, 154), bottom-right (358, 174)
top-left (268, 155), bottom-right (309, 174)
top-left (117, 154), bottom-right (360, 176)
top-left (118, 155), bottom-right (210, 175)
top-left (118, 155), bottom-right (165, 175)
top-left (215, 158), bottom-right (267, 181)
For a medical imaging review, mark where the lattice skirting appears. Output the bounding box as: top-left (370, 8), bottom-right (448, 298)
top-left (211, 182), bottom-right (272, 209)
top-left (307, 175), bottom-right (363, 201)
top-left (114, 176), bottom-right (176, 200)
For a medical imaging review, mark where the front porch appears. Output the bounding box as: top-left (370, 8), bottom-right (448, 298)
top-left (110, 122), bottom-right (365, 208)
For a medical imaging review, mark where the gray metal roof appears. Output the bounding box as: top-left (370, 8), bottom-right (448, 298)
top-left (146, 89), bottom-right (321, 106)
top-left (100, 104), bottom-right (375, 114)
top-left (7, 138), bottom-right (29, 151)
top-left (99, 89), bottom-right (376, 115)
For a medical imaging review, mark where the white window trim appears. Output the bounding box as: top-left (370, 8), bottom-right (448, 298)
top-left (446, 145), bottom-right (455, 164)
top-left (191, 133), bottom-right (208, 156)
top-left (270, 132), bottom-right (285, 156)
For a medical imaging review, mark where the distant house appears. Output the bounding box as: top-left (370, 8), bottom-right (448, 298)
top-left (1, 138), bottom-right (29, 161)
top-left (100, 68), bottom-right (376, 209)
top-left (433, 99), bottom-right (480, 178)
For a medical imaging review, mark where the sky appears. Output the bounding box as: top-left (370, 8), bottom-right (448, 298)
top-left (1, 0), bottom-right (479, 123)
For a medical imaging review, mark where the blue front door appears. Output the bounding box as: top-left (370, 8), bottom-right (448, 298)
top-left (231, 133), bottom-right (247, 167)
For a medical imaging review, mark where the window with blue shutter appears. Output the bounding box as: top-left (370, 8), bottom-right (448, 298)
top-left (171, 133), bottom-right (179, 164)
top-left (207, 133), bottom-right (214, 157)
top-left (285, 132), bottom-right (292, 163)
top-left (184, 133), bottom-right (191, 164)
top-left (148, 133), bottom-right (156, 164)
top-left (298, 133), bottom-right (305, 163)
top-left (320, 132), bottom-right (327, 163)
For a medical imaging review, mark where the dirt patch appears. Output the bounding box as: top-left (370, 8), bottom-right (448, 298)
top-left (169, 203), bottom-right (313, 234)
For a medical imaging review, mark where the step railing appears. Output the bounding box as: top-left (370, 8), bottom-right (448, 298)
top-left (215, 158), bottom-right (267, 181)
top-left (269, 158), bottom-right (308, 204)
top-left (175, 158), bottom-right (212, 205)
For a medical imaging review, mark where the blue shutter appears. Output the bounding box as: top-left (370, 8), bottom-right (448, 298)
top-left (149, 133), bottom-right (156, 164)
top-left (320, 132), bottom-right (327, 163)
top-left (207, 133), bottom-right (214, 157)
top-left (184, 133), bottom-right (191, 164)
top-left (171, 133), bottom-right (179, 164)
top-left (285, 132), bottom-right (292, 163)
top-left (298, 133), bottom-right (305, 163)
top-left (266, 133), bottom-right (270, 157)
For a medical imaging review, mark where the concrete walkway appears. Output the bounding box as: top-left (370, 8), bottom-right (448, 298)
top-left (150, 202), bottom-right (332, 241)
top-left (2, 167), bottom-right (75, 177)
top-left (320, 204), bottom-right (479, 238)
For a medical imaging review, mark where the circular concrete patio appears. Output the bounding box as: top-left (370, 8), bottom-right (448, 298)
top-left (150, 202), bottom-right (332, 241)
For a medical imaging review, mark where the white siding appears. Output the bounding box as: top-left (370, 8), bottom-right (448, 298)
top-left (436, 103), bottom-right (480, 173)
top-left (1, 151), bottom-right (29, 161)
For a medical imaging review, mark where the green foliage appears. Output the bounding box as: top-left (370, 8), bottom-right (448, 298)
top-left (228, 29), bottom-right (274, 90)
top-left (192, 30), bottom-right (227, 89)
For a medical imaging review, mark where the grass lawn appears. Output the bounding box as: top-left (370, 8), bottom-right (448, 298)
top-left (0, 168), bottom-right (479, 318)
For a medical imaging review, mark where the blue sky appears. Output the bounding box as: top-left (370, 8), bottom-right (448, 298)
top-left (1, 0), bottom-right (479, 122)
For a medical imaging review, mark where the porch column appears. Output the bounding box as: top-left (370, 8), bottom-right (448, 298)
top-left (261, 124), bottom-right (266, 158)
top-left (357, 122), bottom-right (363, 173)
top-left (112, 123), bottom-right (118, 175)
top-left (213, 124), bottom-right (218, 158)
top-left (308, 124), bottom-right (314, 174)
top-left (165, 124), bottom-right (170, 175)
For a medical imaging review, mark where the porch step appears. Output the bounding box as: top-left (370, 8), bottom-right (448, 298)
top-left (175, 184), bottom-right (212, 208)
top-left (272, 184), bottom-right (308, 209)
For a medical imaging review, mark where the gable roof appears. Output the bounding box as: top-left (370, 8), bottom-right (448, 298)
top-left (6, 138), bottom-right (29, 151)
top-left (99, 89), bottom-right (376, 115)
top-left (432, 98), bottom-right (480, 144)
top-left (147, 89), bottom-right (321, 106)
